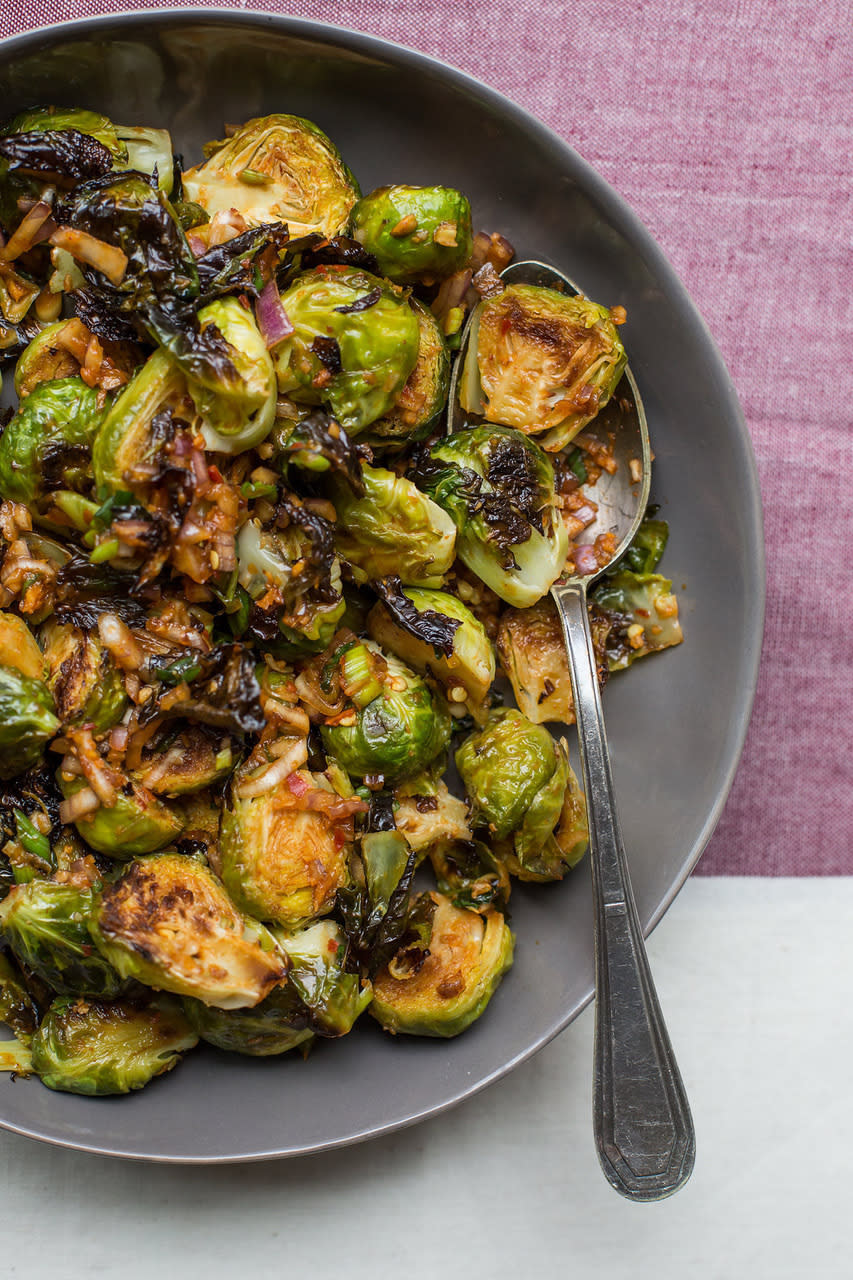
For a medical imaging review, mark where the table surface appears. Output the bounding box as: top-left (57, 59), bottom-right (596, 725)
top-left (1, 876), bottom-right (850, 1278)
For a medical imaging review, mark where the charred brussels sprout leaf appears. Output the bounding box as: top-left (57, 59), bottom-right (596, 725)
top-left (90, 852), bottom-right (287, 1008)
top-left (621, 512), bottom-right (669, 574)
top-left (328, 463), bottom-right (456, 588)
top-left (428, 839), bottom-right (511, 914)
top-left (1, 106), bottom-right (125, 159)
top-left (57, 172), bottom-right (238, 392)
top-left (0, 667), bottom-right (59, 780)
top-left (0, 377), bottom-right (107, 513)
top-left (182, 988), bottom-right (313, 1057)
top-left (370, 892), bottom-right (513, 1038)
top-left (141, 643), bottom-right (265, 736)
top-left (0, 952), bottom-right (40, 1039)
top-left (31, 995), bottom-right (198, 1095)
top-left (0, 129), bottom-right (113, 182)
top-left (272, 266), bottom-right (420, 434)
top-left (275, 919), bottom-right (373, 1036)
top-left (194, 221), bottom-right (289, 303)
top-left (182, 114), bottom-right (359, 236)
top-left (272, 408), bottom-right (365, 494)
top-left (350, 185), bottom-right (473, 283)
top-left (336, 828), bottom-right (435, 979)
top-left (0, 880), bottom-right (127, 998)
top-left (590, 569), bottom-right (683, 670)
top-left (460, 283), bottom-right (627, 450)
top-left (188, 297), bottom-right (277, 454)
top-left (368, 579), bottom-right (495, 718)
top-left (415, 425), bottom-right (568, 607)
top-left (321, 645), bottom-right (452, 784)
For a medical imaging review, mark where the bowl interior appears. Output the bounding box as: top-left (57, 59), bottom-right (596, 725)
top-left (0, 11), bottom-right (763, 1162)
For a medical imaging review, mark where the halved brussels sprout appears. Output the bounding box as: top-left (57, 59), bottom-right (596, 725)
top-left (114, 123), bottom-right (175, 193)
top-left (91, 349), bottom-right (185, 494)
top-left (31, 995), bottom-right (197, 1095)
top-left (59, 777), bottom-right (183, 858)
top-left (182, 114), bottom-right (359, 235)
top-left (236, 516), bottom-right (346, 655)
top-left (364, 299), bottom-right (450, 448)
top-left (0, 666), bottom-right (59, 780)
top-left (40, 620), bottom-right (127, 732)
top-left (416, 425), bottom-right (568, 607)
top-left (393, 775), bottom-right (472, 854)
top-left (271, 266), bottom-right (420, 434)
top-left (0, 879), bottom-right (126, 998)
top-left (370, 892), bottom-right (513, 1037)
top-left (328, 463), bottom-right (456, 587)
top-left (219, 768), bottom-right (354, 927)
top-left (0, 951), bottom-right (39, 1039)
top-left (188, 297), bottom-right (276, 453)
top-left (590, 570), bottom-right (683, 670)
top-left (0, 377), bottom-right (107, 514)
top-left (89, 852), bottom-right (287, 1008)
top-left (13, 320), bottom-right (136, 400)
top-left (497, 597), bottom-right (611, 724)
top-left (455, 708), bottom-right (588, 880)
top-left (182, 988), bottom-right (313, 1057)
top-left (0, 612), bottom-right (44, 681)
top-left (350, 184), bottom-right (473, 282)
top-left (132, 725), bottom-right (234, 797)
top-left (367, 582), bottom-right (494, 719)
top-left (459, 283), bottom-right (627, 450)
top-left (275, 918), bottom-right (373, 1036)
top-left (321, 643), bottom-right (452, 784)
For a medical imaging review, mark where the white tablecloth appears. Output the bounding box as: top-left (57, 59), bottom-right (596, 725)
top-left (1, 877), bottom-right (849, 1278)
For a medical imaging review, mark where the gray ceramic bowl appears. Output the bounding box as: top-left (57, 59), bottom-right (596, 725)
top-left (0, 9), bottom-right (763, 1162)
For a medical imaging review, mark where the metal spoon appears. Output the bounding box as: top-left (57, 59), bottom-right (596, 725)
top-left (448, 260), bottom-right (695, 1200)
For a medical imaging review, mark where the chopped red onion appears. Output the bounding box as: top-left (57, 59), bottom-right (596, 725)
top-left (256, 278), bottom-right (294, 348)
top-left (572, 543), bottom-right (600, 576)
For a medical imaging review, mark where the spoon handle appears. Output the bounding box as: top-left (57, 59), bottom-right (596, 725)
top-left (551, 580), bottom-right (696, 1200)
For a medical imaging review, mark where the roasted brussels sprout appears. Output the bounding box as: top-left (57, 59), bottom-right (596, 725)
top-left (271, 266), bottom-right (420, 434)
top-left (90, 852), bottom-right (287, 1008)
top-left (393, 775), bottom-right (472, 854)
top-left (321, 642), bottom-right (452, 783)
top-left (0, 612), bottom-right (44, 681)
top-left (181, 988), bottom-right (313, 1057)
top-left (590, 569), bottom-right (683, 670)
top-left (350, 185), bottom-right (473, 282)
top-left (276, 919), bottom-right (373, 1036)
top-left (132, 725), bottom-right (234, 797)
top-left (0, 108), bottom-right (172, 189)
top-left (0, 879), bottom-right (126, 998)
top-left (40, 620), bottom-right (127, 731)
top-left (0, 377), bottom-right (107, 514)
top-left (59, 777), bottom-right (183, 858)
top-left (31, 995), bottom-right (197, 1095)
top-left (0, 667), bottom-right (59, 780)
top-left (1, 105), bottom-right (125, 159)
top-left (415, 425), bottom-right (568, 607)
top-left (236, 513), bottom-right (346, 655)
top-left (367, 580), bottom-right (495, 719)
top-left (114, 123), bottom-right (175, 193)
top-left (0, 951), bottom-right (39, 1040)
top-left (459, 283), bottom-right (627, 450)
top-left (91, 349), bottom-right (185, 493)
top-left (370, 892), bottom-right (513, 1037)
top-left (328, 463), bottom-right (456, 587)
top-left (456, 708), bottom-right (588, 880)
top-left (13, 320), bottom-right (141, 400)
top-left (182, 114), bottom-right (359, 235)
top-left (187, 297), bottom-right (276, 453)
top-left (364, 299), bottom-right (450, 447)
top-left (496, 598), bottom-right (579, 725)
top-left (219, 767), bottom-right (356, 927)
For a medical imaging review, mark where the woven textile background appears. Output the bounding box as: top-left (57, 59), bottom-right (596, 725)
top-left (1, 1), bottom-right (850, 874)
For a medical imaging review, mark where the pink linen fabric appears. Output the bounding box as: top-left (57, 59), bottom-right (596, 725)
top-left (0, 2), bottom-right (850, 875)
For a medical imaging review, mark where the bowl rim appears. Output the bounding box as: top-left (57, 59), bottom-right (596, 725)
top-left (0, 5), bottom-right (765, 1162)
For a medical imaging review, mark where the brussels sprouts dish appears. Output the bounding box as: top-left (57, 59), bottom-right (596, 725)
top-left (0, 104), bottom-right (683, 1096)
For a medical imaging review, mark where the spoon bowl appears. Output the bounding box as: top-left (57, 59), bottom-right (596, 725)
top-left (448, 259), bottom-right (695, 1201)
